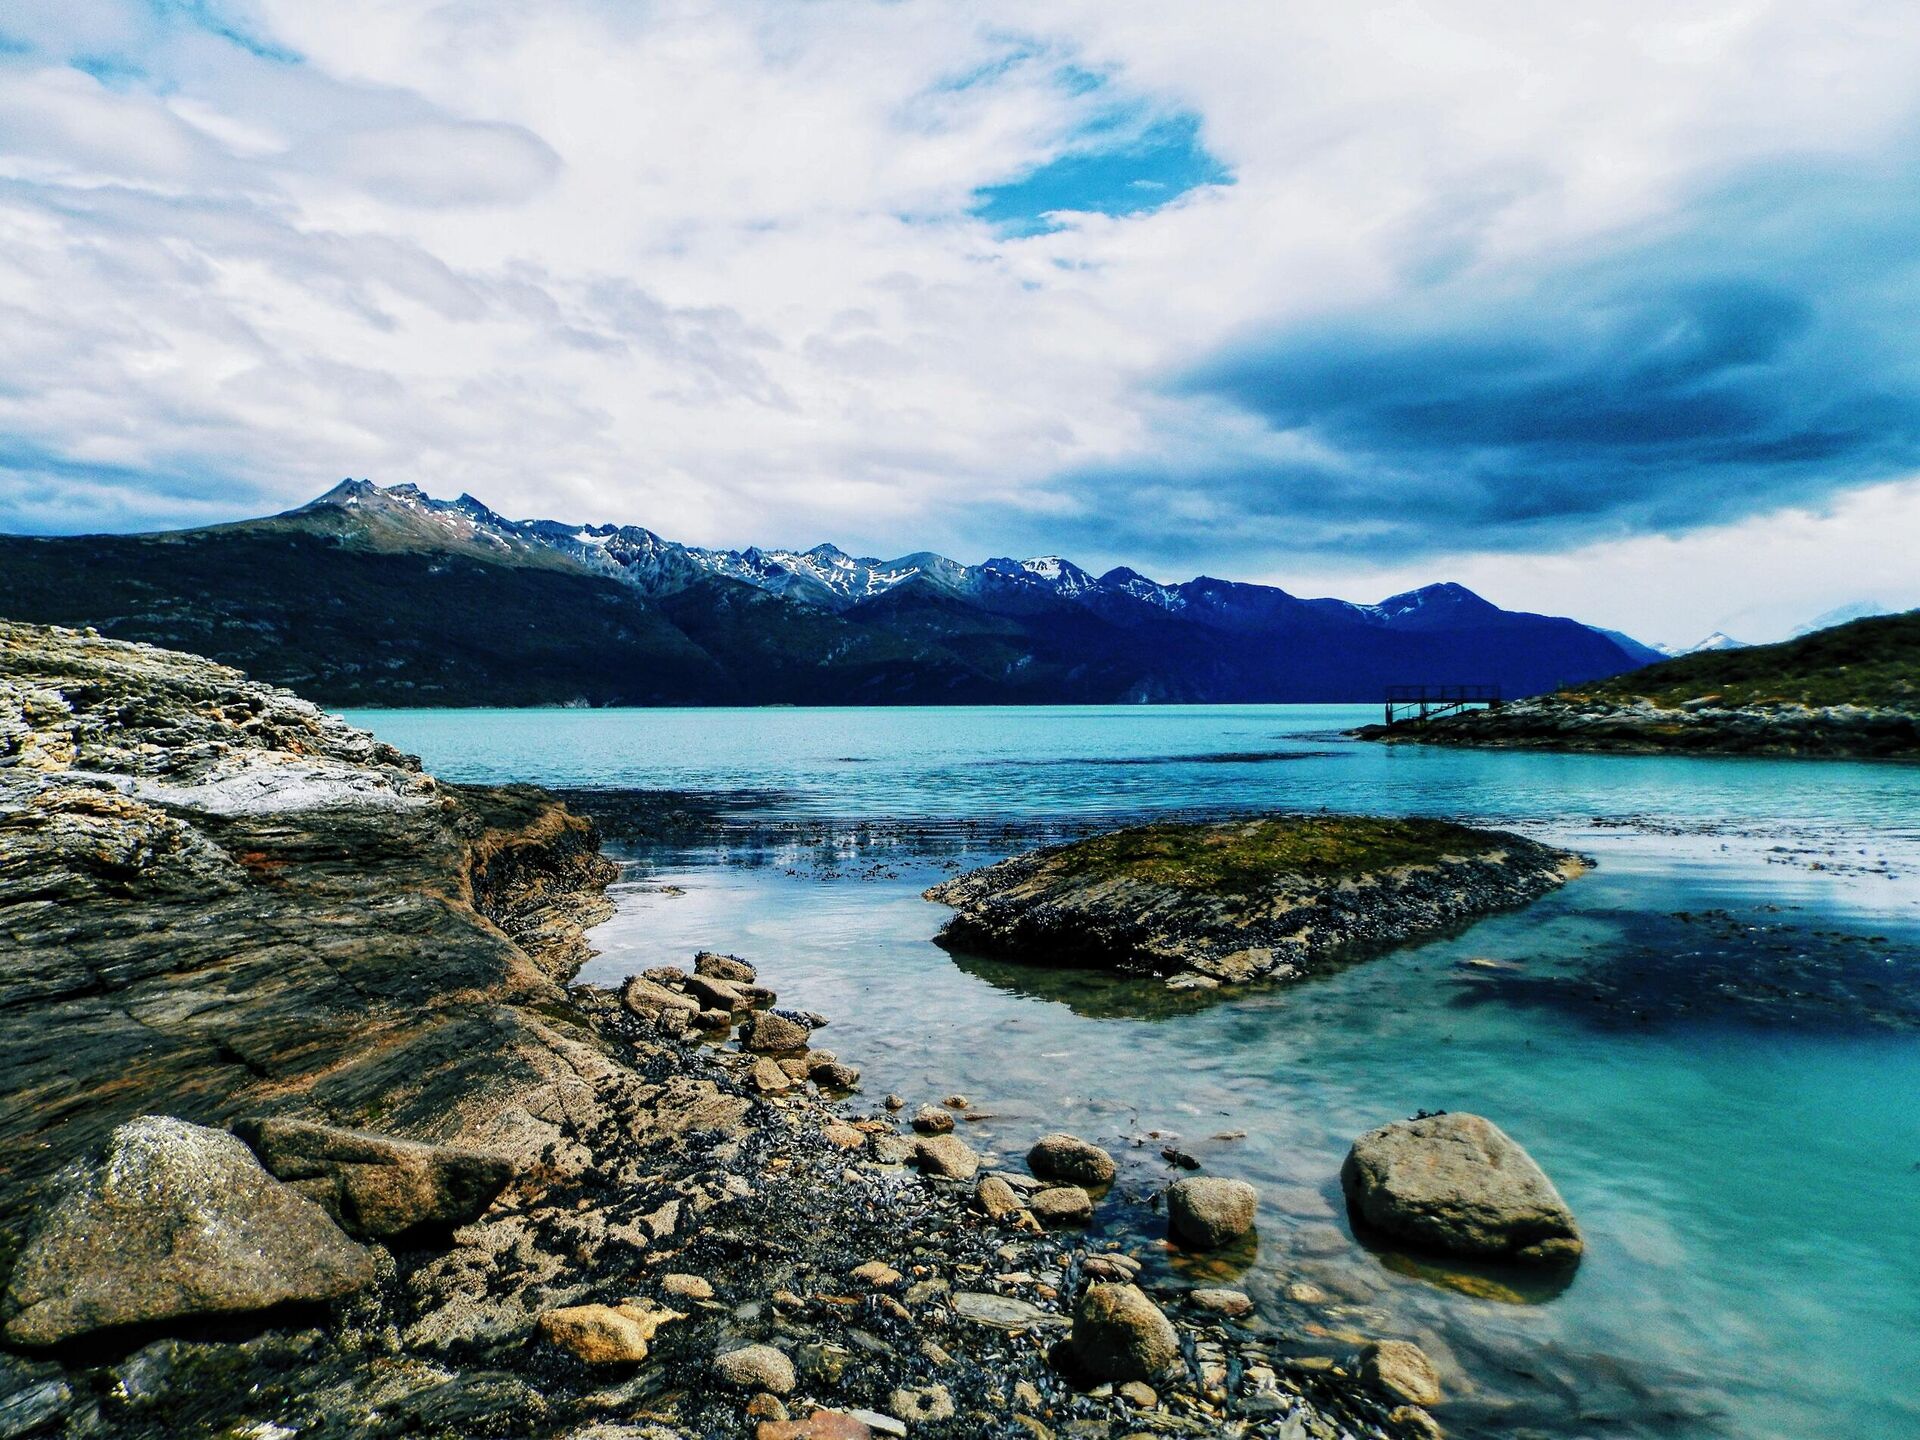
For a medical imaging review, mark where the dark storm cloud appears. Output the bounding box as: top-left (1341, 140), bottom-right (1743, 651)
top-left (1058, 150), bottom-right (1920, 562)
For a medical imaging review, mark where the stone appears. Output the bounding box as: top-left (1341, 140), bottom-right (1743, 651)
top-left (974, 1175), bottom-right (1022, 1219)
top-left (1029, 1186), bottom-right (1094, 1228)
top-left (696, 1007), bottom-right (734, 1031)
top-left (822, 1123), bottom-right (868, 1151)
top-left (1340, 1112), bottom-right (1582, 1264)
top-left (1070, 1283), bottom-right (1180, 1382)
top-left (849, 1260), bottom-right (903, 1290)
top-left (952, 1291), bottom-right (1065, 1332)
top-left (537, 1300), bottom-right (682, 1364)
top-left (1027, 1133), bottom-right (1116, 1187)
top-left (4, 1116), bottom-right (375, 1347)
top-left (751, 1057), bottom-right (797, 1094)
top-left (1388, 1405), bottom-right (1446, 1440)
top-left (234, 1117), bottom-right (513, 1239)
top-left (660, 1273), bottom-right (714, 1302)
top-left (889, 1384), bottom-right (955, 1424)
top-left (742, 1011), bottom-right (811, 1053)
top-left (756, 1414), bottom-right (873, 1440)
top-left (1082, 1253), bottom-right (1140, 1282)
top-left (747, 1392), bottom-right (789, 1422)
top-left (912, 1105), bottom-right (954, 1135)
top-left (1360, 1339), bottom-right (1443, 1407)
top-left (621, 975), bottom-right (701, 1021)
top-left (1117, 1380), bottom-right (1158, 1409)
top-left (814, 1062), bottom-right (862, 1091)
top-left (686, 973), bottom-right (751, 1012)
top-left (713, 1344), bottom-right (797, 1395)
top-left (943, 1095), bottom-right (970, 1109)
top-left (695, 951), bottom-right (757, 984)
top-left (1188, 1287), bottom-right (1253, 1318)
top-left (1166, 1176), bottom-right (1258, 1250)
top-left (913, 1134), bottom-right (979, 1181)
top-left (1283, 1281), bottom-right (1330, 1305)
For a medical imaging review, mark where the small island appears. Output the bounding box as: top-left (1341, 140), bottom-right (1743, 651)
top-left (925, 815), bottom-right (1585, 989)
top-left (1354, 610), bottom-right (1919, 759)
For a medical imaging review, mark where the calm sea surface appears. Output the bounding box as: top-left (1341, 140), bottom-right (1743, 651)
top-left (346, 705), bottom-right (1920, 1440)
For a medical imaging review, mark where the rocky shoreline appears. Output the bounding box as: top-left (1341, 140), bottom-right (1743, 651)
top-left (2, 623), bottom-right (1481, 1440)
top-left (925, 817), bottom-right (1586, 991)
top-left (1350, 694), bottom-right (1920, 758)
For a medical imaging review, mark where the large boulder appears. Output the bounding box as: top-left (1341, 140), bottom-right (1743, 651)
top-left (1027, 1133), bottom-right (1116, 1187)
top-left (1070, 1282), bottom-right (1179, 1381)
top-left (1340, 1112), bottom-right (1582, 1264)
top-left (1166, 1176), bottom-right (1258, 1250)
top-left (235, 1117), bottom-right (514, 1239)
top-left (3, 1116), bottom-right (375, 1347)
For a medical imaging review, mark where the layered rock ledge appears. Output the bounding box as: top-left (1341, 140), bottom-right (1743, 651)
top-left (925, 816), bottom-right (1585, 988)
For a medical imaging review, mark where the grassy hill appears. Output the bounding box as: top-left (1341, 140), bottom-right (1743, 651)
top-left (1576, 610), bottom-right (1920, 709)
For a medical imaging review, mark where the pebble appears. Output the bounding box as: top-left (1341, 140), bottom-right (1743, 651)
top-left (889, 1384), bottom-right (955, 1423)
top-left (713, 1343), bottom-right (797, 1395)
top-left (912, 1104), bottom-right (955, 1135)
top-left (1189, 1287), bottom-right (1253, 1318)
top-left (535, 1300), bottom-right (683, 1364)
top-left (1029, 1186), bottom-right (1093, 1228)
top-left (660, 1273), bottom-right (714, 1302)
top-left (849, 1260), bottom-right (903, 1290)
top-left (1117, 1380), bottom-right (1158, 1409)
top-left (974, 1175), bottom-right (1022, 1219)
top-left (884, 1095), bottom-right (906, 1110)
top-left (1027, 1133), bottom-right (1117, 1187)
top-left (913, 1134), bottom-right (979, 1180)
top-left (821, 1123), bottom-right (868, 1151)
top-left (755, 1414), bottom-right (873, 1440)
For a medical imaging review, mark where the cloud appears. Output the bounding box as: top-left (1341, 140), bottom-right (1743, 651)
top-left (1064, 150), bottom-right (1920, 560)
top-left (294, 118), bottom-right (561, 207)
top-left (4, 1), bottom-right (1920, 641)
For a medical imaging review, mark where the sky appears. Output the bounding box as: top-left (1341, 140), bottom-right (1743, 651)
top-left (2, 2), bottom-right (1918, 646)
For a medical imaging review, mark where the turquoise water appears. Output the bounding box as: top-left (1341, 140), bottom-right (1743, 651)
top-left (349, 706), bottom-right (1920, 1439)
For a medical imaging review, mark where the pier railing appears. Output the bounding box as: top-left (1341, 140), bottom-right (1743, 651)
top-left (1382, 684), bottom-right (1503, 726)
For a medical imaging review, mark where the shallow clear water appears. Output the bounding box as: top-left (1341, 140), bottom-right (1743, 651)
top-left (349, 705), bottom-right (1920, 1440)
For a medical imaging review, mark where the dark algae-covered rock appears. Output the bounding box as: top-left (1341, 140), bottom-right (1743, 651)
top-left (926, 814), bottom-right (1585, 989)
top-left (1341, 1112), bottom-right (1583, 1266)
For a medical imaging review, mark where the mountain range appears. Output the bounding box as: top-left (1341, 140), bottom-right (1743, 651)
top-left (0, 480), bottom-right (1663, 707)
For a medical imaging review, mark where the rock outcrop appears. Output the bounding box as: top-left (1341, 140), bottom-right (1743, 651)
top-left (927, 816), bottom-right (1584, 989)
top-left (1341, 1112), bottom-right (1583, 1265)
top-left (0, 620), bottom-right (619, 1226)
top-left (4, 1116), bottom-right (374, 1347)
top-left (234, 1118), bottom-right (514, 1239)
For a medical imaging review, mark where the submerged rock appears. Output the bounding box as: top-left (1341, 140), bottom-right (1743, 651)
top-left (1166, 1176), bottom-right (1258, 1250)
top-left (4, 1116), bottom-right (374, 1347)
top-left (235, 1117), bottom-right (513, 1239)
top-left (925, 816), bottom-right (1584, 989)
top-left (1359, 1339), bottom-right (1443, 1407)
top-left (1029, 1186), bottom-right (1094, 1228)
top-left (1341, 1112), bottom-right (1582, 1265)
top-left (1027, 1133), bottom-right (1116, 1187)
top-left (1070, 1283), bottom-right (1180, 1381)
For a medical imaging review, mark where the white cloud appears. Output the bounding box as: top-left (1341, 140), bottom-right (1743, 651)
top-left (1, 0), bottom-right (1917, 638)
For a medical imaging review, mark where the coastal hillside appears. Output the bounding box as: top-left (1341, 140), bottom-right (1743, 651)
top-left (1361, 610), bottom-right (1920, 758)
top-left (0, 480), bottom-right (1658, 707)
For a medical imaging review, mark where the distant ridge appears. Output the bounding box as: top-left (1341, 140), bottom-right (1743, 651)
top-left (0, 480), bottom-right (1661, 707)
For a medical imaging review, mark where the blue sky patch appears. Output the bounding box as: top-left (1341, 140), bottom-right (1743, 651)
top-left (972, 110), bottom-right (1232, 236)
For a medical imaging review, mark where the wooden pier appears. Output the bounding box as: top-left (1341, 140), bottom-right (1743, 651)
top-left (1382, 684), bottom-right (1503, 727)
